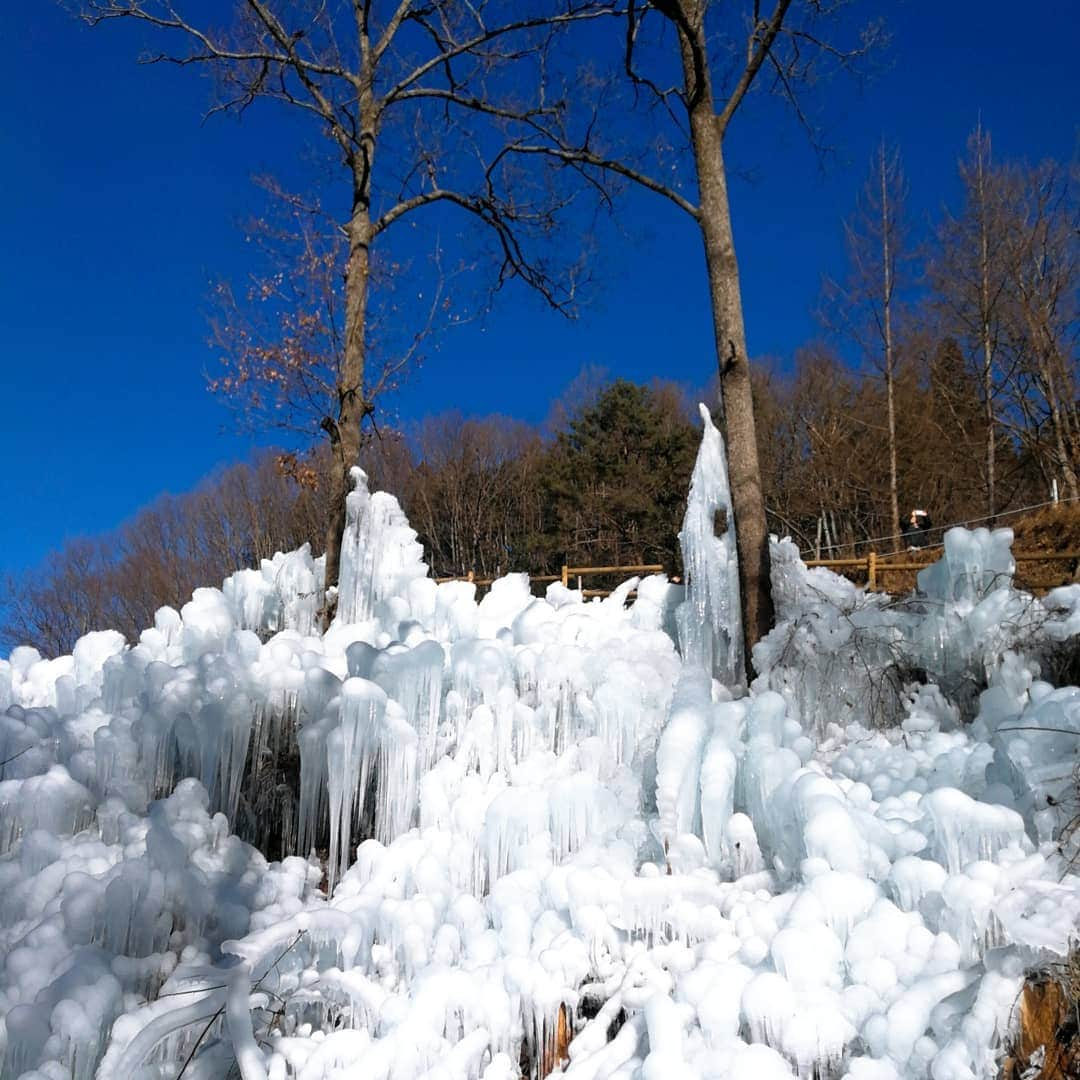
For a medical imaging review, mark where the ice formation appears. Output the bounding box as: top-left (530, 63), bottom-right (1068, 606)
top-left (677, 404), bottom-right (743, 686)
top-left (2, 438), bottom-right (1080, 1080)
top-left (336, 467), bottom-right (430, 627)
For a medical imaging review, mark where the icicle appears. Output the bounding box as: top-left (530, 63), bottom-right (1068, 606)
top-left (327, 678), bottom-right (386, 891)
top-left (374, 700), bottom-right (419, 845)
top-left (921, 787), bottom-right (1028, 873)
top-left (372, 640), bottom-right (445, 774)
top-left (656, 668), bottom-right (713, 845)
top-left (591, 663), bottom-right (650, 768)
top-left (299, 713), bottom-right (334, 857)
top-left (484, 787), bottom-right (549, 882)
top-left (677, 403), bottom-right (743, 687)
top-left (297, 667), bottom-right (341, 857)
top-left (547, 771), bottom-right (613, 860)
top-left (699, 735), bottom-right (737, 869)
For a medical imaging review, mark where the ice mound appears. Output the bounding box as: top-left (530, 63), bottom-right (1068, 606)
top-left (2, 425), bottom-right (1080, 1080)
top-left (756, 524), bottom-right (1071, 738)
top-left (917, 526), bottom-right (1015, 604)
top-left (222, 544), bottom-right (324, 638)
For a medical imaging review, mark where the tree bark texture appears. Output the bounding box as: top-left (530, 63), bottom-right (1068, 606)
top-left (676, 12), bottom-right (774, 678)
top-left (880, 151), bottom-right (900, 551)
top-left (322, 197), bottom-right (372, 615)
top-left (975, 140), bottom-right (997, 520)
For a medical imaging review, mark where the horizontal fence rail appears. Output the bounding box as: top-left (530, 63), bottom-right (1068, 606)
top-left (807, 550), bottom-right (1080, 592)
top-left (435, 553), bottom-right (1079, 597)
top-left (434, 564), bottom-right (665, 594)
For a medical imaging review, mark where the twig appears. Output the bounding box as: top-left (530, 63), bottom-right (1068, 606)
top-left (997, 726), bottom-right (1080, 737)
top-left (0, 745), bottom-right (33, 777)
top-left (175, 930), bottom-right (307, 1077)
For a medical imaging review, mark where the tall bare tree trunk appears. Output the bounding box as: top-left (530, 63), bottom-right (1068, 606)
top-left (981, 326), bottom-right (996, 519)
top-left (677, 25), bottom-right (773, 678)
top-left (975, 131), bottom-right (997, 520)
top-left (1039, 347), bottom-right (1080, 501)
top-left (323, 194), bottom-right (371, 614)
top-left (879, 149), bottom-right (900, 551)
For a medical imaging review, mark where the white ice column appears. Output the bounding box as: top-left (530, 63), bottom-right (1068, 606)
top-left (677, 404), bottom-right (743, 686)
top-left (336, 468), bottom-right (430, 626)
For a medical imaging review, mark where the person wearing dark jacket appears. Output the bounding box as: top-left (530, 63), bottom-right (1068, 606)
top-left (903, 509), bottom-right (932, 549)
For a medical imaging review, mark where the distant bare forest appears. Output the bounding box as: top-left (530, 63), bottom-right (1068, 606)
top-left (4, 335), bottom-right (1072, 656)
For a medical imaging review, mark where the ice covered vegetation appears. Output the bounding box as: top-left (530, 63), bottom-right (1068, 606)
top-left (4, 411), bottom-right (1080, 1080)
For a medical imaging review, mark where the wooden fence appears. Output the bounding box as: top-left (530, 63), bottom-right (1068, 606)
top-left (807, 550), bottom-right (1080, 592)
top-left (435, 563), bottom-right (665, 597)
top-left (436, 552), bottom-right (1080, 598)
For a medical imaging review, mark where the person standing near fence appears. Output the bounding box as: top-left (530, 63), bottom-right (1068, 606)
top-left (904, 509), bottom-right (932, 549)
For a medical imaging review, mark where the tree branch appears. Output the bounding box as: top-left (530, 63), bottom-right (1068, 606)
top-left (716, 0), bottom-right (794, 136)
top-left (505, 143), bottom-right (700, 219)
top-left (381, 5), bottom-right (622, 108)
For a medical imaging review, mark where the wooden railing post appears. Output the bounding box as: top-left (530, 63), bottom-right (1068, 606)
top-left (561, 564), bottom-right (569, 587)
top-left (868, 551), bottom-right (877, 591)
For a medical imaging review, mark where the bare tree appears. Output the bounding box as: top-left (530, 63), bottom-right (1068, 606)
top-left (83, 0), bottom-right (615, 619)
top-left (929, 123), bottom-right (1012, 519)
top-left (998, 159), bottom-right (1080, 500)
top-left (407, 413), bottom-right (546, 578)
top-left (824, 141), bottom-right (908, 549)
top-left (1, 455), bottom-right (326, 656)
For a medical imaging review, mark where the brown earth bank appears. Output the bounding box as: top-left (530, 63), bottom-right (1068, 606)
top-left (1003, 958), bottom-right (1080, 1080)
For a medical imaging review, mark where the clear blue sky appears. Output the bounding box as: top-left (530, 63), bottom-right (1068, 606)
top-left (1, 0), bottom-right (1076, 581)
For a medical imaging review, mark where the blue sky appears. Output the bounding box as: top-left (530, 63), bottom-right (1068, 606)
top-left (1, 0), bottom-right (1077, 581)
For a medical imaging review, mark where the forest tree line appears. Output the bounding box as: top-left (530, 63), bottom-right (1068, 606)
top-left (4, 136), bottom-right (1075, 657)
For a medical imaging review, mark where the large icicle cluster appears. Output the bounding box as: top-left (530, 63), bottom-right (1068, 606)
top-left (336, 467), bottom-right (431, 626)
top-left (2, 431), bottom-right (1080, 1080)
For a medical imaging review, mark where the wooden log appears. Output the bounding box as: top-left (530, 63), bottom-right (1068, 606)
top-left (1001, 977), bottom-right (1077, 1080)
